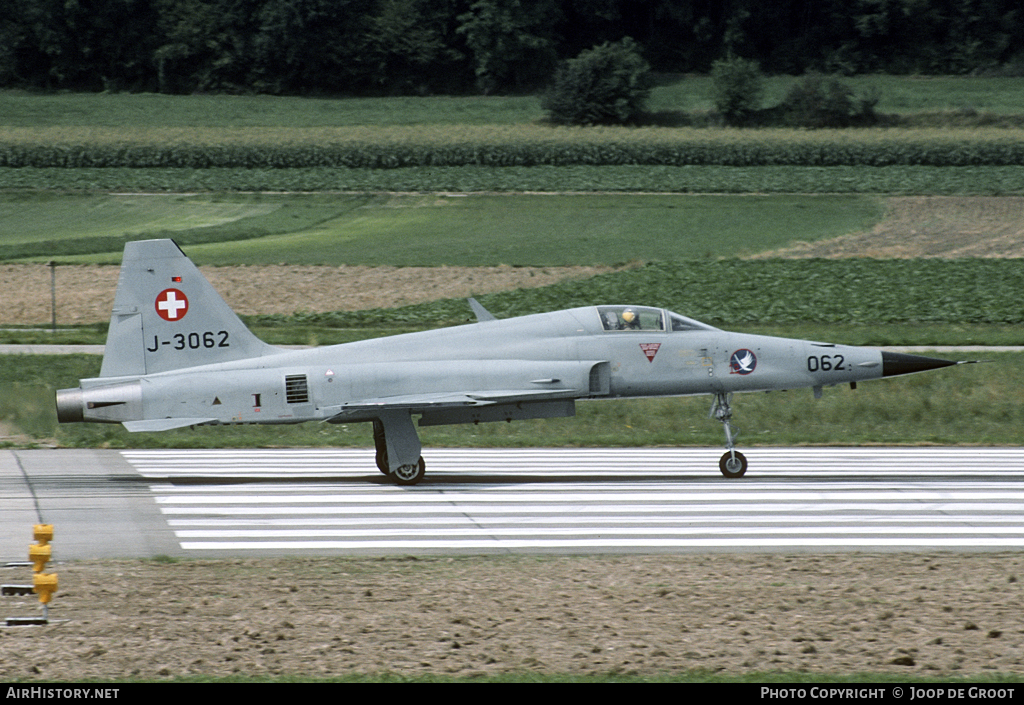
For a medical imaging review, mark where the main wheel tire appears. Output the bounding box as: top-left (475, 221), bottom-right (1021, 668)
top-left (719, 451), bottom-right (748, 478)
top-left (392, 456), bottom-right (426, 486)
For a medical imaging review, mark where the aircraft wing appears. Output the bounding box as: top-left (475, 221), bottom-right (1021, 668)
top-left (322, 388), bottom-right (578, 422)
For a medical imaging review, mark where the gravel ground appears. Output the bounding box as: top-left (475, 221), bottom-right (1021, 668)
top-left (2, 554), bottom-right (1023, 681)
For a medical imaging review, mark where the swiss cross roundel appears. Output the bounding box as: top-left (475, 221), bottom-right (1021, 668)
top-left (155, 288), bottom-right (189, 321)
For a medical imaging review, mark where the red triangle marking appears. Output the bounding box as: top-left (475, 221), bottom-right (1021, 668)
top-left (640, 343), bottom-right (661, 362)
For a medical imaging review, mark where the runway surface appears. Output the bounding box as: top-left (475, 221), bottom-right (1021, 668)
top-left (3, 447), bottom-right (1023, 560)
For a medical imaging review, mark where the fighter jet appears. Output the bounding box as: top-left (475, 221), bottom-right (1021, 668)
top-left (56, 239), bottom-right (970, 484)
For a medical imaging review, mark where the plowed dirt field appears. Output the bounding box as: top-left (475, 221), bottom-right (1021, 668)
top-left (3, 554), bottom-right (1023, 680)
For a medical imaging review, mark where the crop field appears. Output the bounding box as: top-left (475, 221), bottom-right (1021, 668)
top-left (3, 164), bottom-right (1022, 195)
top-left (3, 125), bottom-right (1023, 170)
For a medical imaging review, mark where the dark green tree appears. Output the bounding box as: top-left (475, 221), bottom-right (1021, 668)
top-left (709, 55), bottom-right (763, 125)
top-left (2, 0), bottom-right (158, 90)
top-left (542, 37), bottom-right (652, 125)
top-left (363, 0), bottom-right (469, 93)
top-left (250, 0), bottom-right (375, 93)
top-left (153, 0), bottom-right (236, 93)
top-left (456, 0), bottom-right (560, 93)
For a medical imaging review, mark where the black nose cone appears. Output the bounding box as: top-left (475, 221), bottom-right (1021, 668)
top-left (881, 351), bottom-right (957, 378)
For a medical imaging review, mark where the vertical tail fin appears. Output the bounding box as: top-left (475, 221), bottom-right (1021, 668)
top-left (99, 239), bottom-right (279, 377)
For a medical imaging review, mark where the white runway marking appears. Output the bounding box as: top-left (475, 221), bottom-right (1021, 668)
top-left (122, 448), bottom-right (1024, 554)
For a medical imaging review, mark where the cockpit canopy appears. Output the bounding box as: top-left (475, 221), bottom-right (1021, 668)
top-left (596, 306), bottom-right (718, 333)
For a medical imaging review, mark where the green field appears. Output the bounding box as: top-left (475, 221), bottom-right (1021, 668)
top-left (3, 75), bottom-right (1024, 128)
top-left (652, 74), bottom-right (1024, 117)
top-left (0, 192), bottom-right (883, 265)
top-left (0, 192), bottom-right (289, 244)
top-left (0, 91), bottom-right (545, 129)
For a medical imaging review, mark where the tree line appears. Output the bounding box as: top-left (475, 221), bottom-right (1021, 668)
top-left (1, 0), bottom-right (1021, 95)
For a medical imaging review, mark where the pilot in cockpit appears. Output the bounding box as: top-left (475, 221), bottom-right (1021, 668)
top-left (621, 308), bottom-right (641, 329)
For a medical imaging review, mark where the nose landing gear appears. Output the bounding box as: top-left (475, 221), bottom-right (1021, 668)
top-left (711, 393), bottom-right (747, 478)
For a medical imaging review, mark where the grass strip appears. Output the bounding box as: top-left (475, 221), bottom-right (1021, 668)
top-left (3, 165), bottom-right (1022, 195)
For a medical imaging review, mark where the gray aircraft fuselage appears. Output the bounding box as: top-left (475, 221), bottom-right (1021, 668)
top-left (56, 240), bottom-right (964, 483)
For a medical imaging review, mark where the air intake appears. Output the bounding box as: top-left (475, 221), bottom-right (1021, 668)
top-left (285, 375), bottom-right (310, 404)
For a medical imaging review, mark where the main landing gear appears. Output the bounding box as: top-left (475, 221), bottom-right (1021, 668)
top-left (372, 415), bottom-right (426, 486)
top-left (710, 393), bottom-right (747, 478)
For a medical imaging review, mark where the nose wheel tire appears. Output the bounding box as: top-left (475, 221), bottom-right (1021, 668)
top-left (392, 457), bottom-right (426, 485)
top-left (719, 451), bottom-right (748, 478)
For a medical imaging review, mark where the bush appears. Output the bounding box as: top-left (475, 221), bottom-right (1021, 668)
top-left (780, 73), bottom-right (854, 128)
top-left (710, 56), bottom-right (764, 126)
top-left (778, 73), bottom-right (879, 128)
top-left (541, 37), bottom-right (652, 126)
